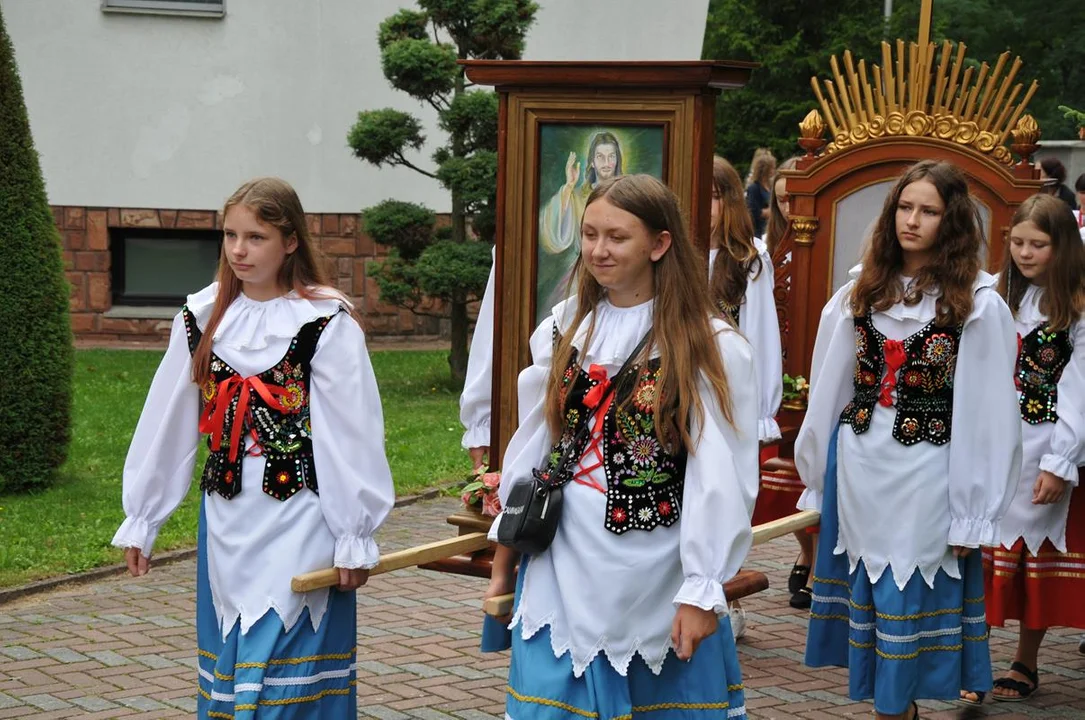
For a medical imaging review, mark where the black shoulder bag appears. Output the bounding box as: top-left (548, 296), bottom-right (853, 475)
top-left (495, 330), bottom-right (651, 555)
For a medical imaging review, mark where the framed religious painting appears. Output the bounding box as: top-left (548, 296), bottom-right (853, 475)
top-left (462, 61), bottom-right (754, 463)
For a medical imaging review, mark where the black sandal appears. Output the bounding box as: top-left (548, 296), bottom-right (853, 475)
top-left (992, 661), bottom-right (1039, 702)
top-left (788, 562), bottom-right (811, 594)
top-left (789, 585), bottom-right (812, 609)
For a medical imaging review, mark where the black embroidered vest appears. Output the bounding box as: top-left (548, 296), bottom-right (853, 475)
top-left (182, 307), bottom-right (340, 501)
top-left (1016, 324), bottom-right (1073, 424)
top-left (839, 313), bottom-right (962, 446)
top-left (546, 348), bottom-right (688, 534)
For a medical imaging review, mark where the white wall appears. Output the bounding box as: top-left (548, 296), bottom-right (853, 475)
top-left (2, 0), bottom-right (710, 213)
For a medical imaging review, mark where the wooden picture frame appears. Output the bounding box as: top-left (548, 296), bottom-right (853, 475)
top-left (463, 61), bottom-right (754, 466)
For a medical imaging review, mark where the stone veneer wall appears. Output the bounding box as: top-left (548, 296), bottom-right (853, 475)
top-left (52, 205), bottom-right (446, 343)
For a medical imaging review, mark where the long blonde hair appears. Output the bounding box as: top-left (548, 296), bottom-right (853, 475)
top-left (709, 156), bottom-right (761, 309)
top-left (192, 177), bottom-right (334, 388)
top-left (543, 174), bottom-right (735, 451)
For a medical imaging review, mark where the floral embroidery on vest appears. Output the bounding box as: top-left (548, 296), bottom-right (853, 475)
top-left (543, 345), bottom-right (687, 535)
top-left (840, 312), bottom-right (961, 446)
top-left (1016, 324), bottom-right (1073, 424)
top-left (182, 306), bottom-right (340, 501)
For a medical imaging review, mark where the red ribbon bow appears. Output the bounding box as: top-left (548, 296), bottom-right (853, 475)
top-left (199, 375), bottom-right (292, 462)
top-left (878, 339), bottom-right (908, 407)
top-left (582, 364), bottom-right (617, 435)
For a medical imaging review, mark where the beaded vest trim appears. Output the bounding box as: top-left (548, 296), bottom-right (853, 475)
top-left (547, 346), bottom-right (687, 534)
top-left (717, 300), bottom-right (740, 329)
top-left (839, 313), bottom-right (962, 446)
top-left (1016, 324), bottom-right (1073, 425)
top-left (182, 307), bottom-right (341, 501)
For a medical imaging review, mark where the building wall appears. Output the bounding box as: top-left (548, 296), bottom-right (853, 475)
top-left (53, 204), bottom-right (442, 343)
top-left (4, 0), bottom-right (710, 212)
top-left (5, 0), bottom-right (710, 341)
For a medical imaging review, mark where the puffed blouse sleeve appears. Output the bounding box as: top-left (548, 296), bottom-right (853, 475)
top-left (672, 321), bottom-right (760, 612)
top-left (946, 288), bottom-right (1021, 547)
top-left (112, 312), bottom-right (201, 555)
top-left (1039, 317), bottom-right (1085, 485)
top-left (486, 314), bottom-right (558, 540)
top-left (459, 248), bottom-right (496, 450)
top-left (309, 311), bottom-right (395, 569)
top-left (740, 248), bottom-right (783, 442)
top-left (794, 282), bottom-right (859, 512)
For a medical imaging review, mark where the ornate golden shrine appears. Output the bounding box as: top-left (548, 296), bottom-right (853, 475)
top-left (772, 31), bottom-right (1044, 393)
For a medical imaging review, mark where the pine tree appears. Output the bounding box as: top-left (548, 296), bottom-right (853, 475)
top-left (348, 0), bottom-right (537, 387)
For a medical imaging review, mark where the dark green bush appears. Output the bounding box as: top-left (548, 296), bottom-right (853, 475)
top-left (0, 9), bottom-right (74, 491)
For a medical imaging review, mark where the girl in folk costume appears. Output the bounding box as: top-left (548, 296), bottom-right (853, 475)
top-left (112, 178), bottom-right (395, 719)
top-left (708, 156), bottom-right (782, 634)
top-left (795, 160), bottom-right (1021, 720)
top-left (459, 245), bottom-right (496, 471)
top-left (970, 194), bottom-right (1085, 703)
top-left (761, 155), bottom-right (821, 609)
top-left (485, 174), bottom-right (758, 720)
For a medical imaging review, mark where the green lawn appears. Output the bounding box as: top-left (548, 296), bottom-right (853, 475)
top-left (0, 349), bottom-right (467, 588)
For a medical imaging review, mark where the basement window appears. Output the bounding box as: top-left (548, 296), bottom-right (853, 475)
top-left (101, 0), bottom-right (225, 18)
top-left (111, 228), bottom-right (221, 306)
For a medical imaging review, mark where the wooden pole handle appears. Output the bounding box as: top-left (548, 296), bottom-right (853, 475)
top-left (482, 511), bottom-right (821, 616)
top-left (290, 532), bottom-right (492, 593)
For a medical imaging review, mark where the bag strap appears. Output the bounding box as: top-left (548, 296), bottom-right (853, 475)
top-left (545, 329), bottom-right (652, 489)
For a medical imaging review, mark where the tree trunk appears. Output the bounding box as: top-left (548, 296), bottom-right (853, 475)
top-left (448, 295), bottom-right (469, 389)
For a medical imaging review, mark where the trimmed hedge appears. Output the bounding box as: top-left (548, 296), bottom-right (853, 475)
top-left (0, 9), bottom-right (73, 491)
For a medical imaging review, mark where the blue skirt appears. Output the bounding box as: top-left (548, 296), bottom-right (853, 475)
top-left (195, 499), bottom-right (357, 719)
top-left (805, 427), bottom-right (992, 715)
top-left (484, 556), bottom-right (747, 720)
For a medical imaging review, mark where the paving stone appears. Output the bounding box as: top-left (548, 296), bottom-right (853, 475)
top-left (445, 665), bottom-right (492, 680)
top-left (406, 709), bottom-right (457, 720)
top-left (86, 650), bottom-right (130, 667)
top-left (803, 690), bottom-right (852, 705)
top-left (758, 686), bottom-right (809, 704)
top-left (0, 694), bottom-right (23, 709)
top-left (42, 647), bottom-right (90, 663)
top-left (357, 625), bottom-right (392, 638)
top-left (118, 695), bottom-right (169, 711)
top-left (56, 614), bottom-right (97, 625)
top-left (166, 696), bottom-right (199, 712)
top-left (145, 614), bottom-right (187, 628)
top-left (0, 646), bottom-right (42, 661)
top-left (399, 663), bottom-right (445, 678)
top-left (21, 694), bottom-right (72, 711)
top-left (131, 653), bottom-right (177, 669)
top-left (453, 712), bottom-right (503, 720)
top-left (359, 705), bottom-right (411, 720)
top-left (70, 697), bottom-right (122, 712)
top-left (97, 613), bottom-right (143, 626)
top-left (356, 660), bottom-right (399, 676)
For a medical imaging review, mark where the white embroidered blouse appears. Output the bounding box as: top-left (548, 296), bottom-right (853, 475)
top-left (112, 283), bottom-right (395, 638)
top-left (795, 269), bottom-right (1021, 590)
top-left (488, 296), bottom-right (760, 677)
top-left (710, 239), bottom-right (783, 443)
top-left (997, 283), bottom-right (1085, 553)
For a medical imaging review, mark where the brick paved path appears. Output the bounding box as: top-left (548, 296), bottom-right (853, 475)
top-left (0, 497), bottom-right (1082, 719)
